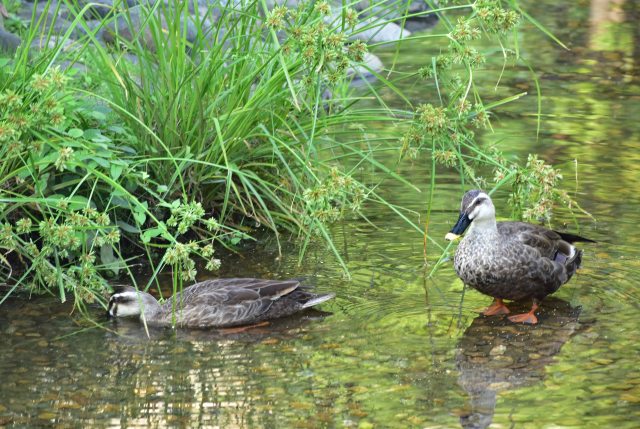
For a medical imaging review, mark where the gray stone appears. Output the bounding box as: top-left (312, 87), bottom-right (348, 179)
top-left (0, 28), bottom-right (21, 54)
top-left (354, 0), bottom-right (439, 33)
top-left (138, 0), bottom-right (223, 22)
top-left (0, 4), bottom-right (7, 30)
top-left (121, 52), bottom-right (141, 65)
top-left (262, 0), bottom-right (438, 31)
top-left (18, 1), bottom-right (69, 21)
top-left (346, 51), bottom-right (383, 79)
top-left (102, 5), bottom-right (200, 51)
top-left (76, 0), bottom-right (139, 19)
top-left (30, 35), bottom-right (74, 51)
top-left (17, 2), bottom-right (90, 39)
top-left (345, 15), bottom-right (411, 43)
top-left (262, 0), bottom-right (300, 9)
top-left (56, 59), bottom-right (89, 75)
top-left (354, 0), bottom-right (433, 16)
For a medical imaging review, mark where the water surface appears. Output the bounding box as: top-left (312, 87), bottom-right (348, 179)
top-left (2, 1), bottom-right (640, 428)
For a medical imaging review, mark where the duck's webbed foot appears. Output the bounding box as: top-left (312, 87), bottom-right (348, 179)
top-left (482, 298), bottom-right (510, 316)
top-left (508, 301), bottom-right (540, 324)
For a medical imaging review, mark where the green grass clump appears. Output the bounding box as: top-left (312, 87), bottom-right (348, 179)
top-left (87, 0), bottom-right (370, 236)
top-left (0, 0), bottom-right (403, 307)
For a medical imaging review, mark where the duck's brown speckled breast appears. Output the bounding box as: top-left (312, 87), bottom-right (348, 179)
top-left (454, 234), bottom-right (544, 301)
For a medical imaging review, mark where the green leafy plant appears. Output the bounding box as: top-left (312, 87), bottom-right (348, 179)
top-left (0, 64), bottom-right (123, 305)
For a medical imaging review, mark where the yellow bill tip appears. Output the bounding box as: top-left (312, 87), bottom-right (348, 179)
top-left (445, 232), bottom-right (461, 241)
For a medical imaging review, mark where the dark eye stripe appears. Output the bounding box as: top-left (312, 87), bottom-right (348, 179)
top-left (107, 299), bottom-right (115, 315)
top-left (474, 198), bottom-right (486, 206)
top-left (110, 295), bottom-right (131, 304)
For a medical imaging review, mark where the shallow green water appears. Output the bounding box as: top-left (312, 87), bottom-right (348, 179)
top-left (2, 2), bottom-right (640, 428)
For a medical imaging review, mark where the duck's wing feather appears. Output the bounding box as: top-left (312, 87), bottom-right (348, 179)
top-left (498, 222), bottom-right (579, 298)
top-left (182, 278), bottom-right (300, 302)
top-left (166, 278), bottom-right (301, 327)
top-left (162, 296), bottom-right (276, 328)
top-left (498, 222), bottom-right (566, 259)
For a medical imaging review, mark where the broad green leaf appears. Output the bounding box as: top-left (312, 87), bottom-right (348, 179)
top-left (89, 157), bottom-right (110, 168)
top-left (84, 129), bottom-right (111, 143)
top-left (68, 128), bottom-right (84, 138)
top-left (100, 244), bottom-right (120, 275)
top-left (133, 201), bottom-right (148, 226)
top-left (35, 173), bottom-right (50, 193)
top-left (117, 220), bottom-right (140, 233)
top-left (119, 145), bottom-right (137, 154)
top-left (111, 196), bottom-right (130, 208)
top-left (110, 163), bottom-right (124, 180)
top-left (90, 110), bottom-right (107, 121)
top-left (141, 227), bottom-right (162, 243)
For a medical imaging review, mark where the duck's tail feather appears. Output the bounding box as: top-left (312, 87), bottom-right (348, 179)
top-left (554, 242), bottom-right (583, 270)
top-left (555, 231), bottom-right (596, 243)
top-left (301, 293), bottom-right (335, 309)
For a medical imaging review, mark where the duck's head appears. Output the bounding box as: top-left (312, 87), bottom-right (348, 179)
top-left (445, 190), bottom-right (496, 241)
top-left (107, 287), bottom-right (158, 318)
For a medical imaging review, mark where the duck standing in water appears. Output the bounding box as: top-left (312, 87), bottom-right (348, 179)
top-left (445, 190), bottom-right (593, 324)
top-left (107, 278), bottom-right (335, 328)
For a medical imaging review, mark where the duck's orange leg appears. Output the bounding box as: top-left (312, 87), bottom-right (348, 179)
top-left (482, 298), bottom-right (510, 316)
top-left (220, 321), bottom-right (270, 334)
top-left (508, 302), bottom-right (539, 324)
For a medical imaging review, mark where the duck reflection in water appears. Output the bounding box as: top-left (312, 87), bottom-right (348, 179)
top-left (455, 298), bottom-right (584, 429)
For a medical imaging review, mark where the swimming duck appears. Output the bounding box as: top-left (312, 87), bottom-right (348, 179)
top-left (445, 190), bottom-right (593, 324)
top-left (107, 278), bottom-right (335, 328)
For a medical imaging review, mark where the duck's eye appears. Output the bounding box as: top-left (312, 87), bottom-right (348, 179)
top-left (111, 295), bottom-right (126, 303)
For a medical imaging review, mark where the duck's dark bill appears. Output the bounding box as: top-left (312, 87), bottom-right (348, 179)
top-left (446, 212), bottom-right (472, 239)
